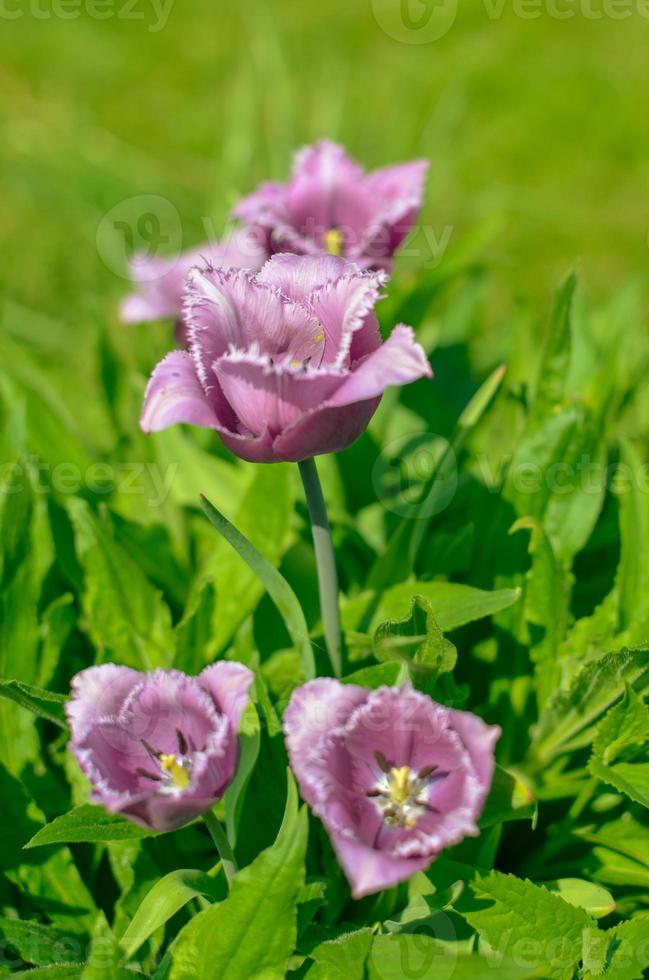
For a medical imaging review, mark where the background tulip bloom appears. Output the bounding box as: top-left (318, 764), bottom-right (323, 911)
top-left (121, 228), bottom-right (268, 326)
top-left (67, 662), bottom-right (254, 832)
top-left (284, 680), bottom-right (500, 899)
top-left (140, 253), bottom-right (432, 462)
top-left (234, 140), bottom-right (429, 271)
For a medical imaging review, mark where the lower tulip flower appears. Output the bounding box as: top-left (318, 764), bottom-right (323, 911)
top-left (66, 662), bottom-right (254, 832)
top-left (140, 253), bottom-right (432, 462)
top-left (284, 679), bottom-right (500, 899)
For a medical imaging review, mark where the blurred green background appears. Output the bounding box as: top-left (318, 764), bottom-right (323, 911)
top-left (2, 0), bottom-right (648, 313)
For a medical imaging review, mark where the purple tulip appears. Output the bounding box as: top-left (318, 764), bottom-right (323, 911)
top-left (284, 680), bottom-right (499, 899)
top-left (66, 662), bottom-right (254, 832)
top-left (234, 140), bottom-right (429, 271)
top-left (140, 253), bottom-right (432, 462)
top-left (120, 228), bottom-right (268, 326)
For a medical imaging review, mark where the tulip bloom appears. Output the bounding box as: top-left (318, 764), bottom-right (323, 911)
top-left (141, 253), bottom-right (431, 463)
top-left (67, 662), bottom-right (254, 832)
top-left (121, 228), bottom-right (268, 326)
top-left (234, 140), bottom-right (429, 271)
top-left (284, 680), bottom-right (499, 899)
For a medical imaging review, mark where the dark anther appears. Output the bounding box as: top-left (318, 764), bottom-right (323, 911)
top-left (136, 768), bottom-right (162, 782)
top-left (176, 729), bottom-right (188, 755)
top-left (365, 788), bottom-right (382, 798)
top-left (418, 764), bottom-right (438, 779)
top-left (141, 739), bottom-right (160, 759)
top-left (416, 799), bottom-right (441, 814)
top-left (375, 751), bottom-right (391, 773)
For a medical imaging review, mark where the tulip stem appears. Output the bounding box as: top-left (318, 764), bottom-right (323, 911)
top-left (298, 457), bottom-right (342, 678)
top-left (203, 809), bottom-right (238, 885)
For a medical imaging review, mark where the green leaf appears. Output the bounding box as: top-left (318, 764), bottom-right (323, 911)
top-left (0, 918), bottom-right (79, 968)
top-left (308, 929), bottom-right (373, 979)
top-left (200, 493), bottom-right (315, 681)
top-left (81, 913), bottom-right (131, 980)
top-left (504, 400), bottom-right (607, 564)
top-left (582, 914), bottom-right (649, 980)
top-left (369, 363), bottom-right (507, 589)
top-left (341, 662), bottom-right (409, 689)
top-left (343, 582), bottom-right (521, 637)
top-left (66, 498), bottom-right (174, 669)
top-left (12, 967), bottom-right (85, 978)
top-left (464, 870), bottom-right (595, 980)
top-left (24, 805), bottom-right (155, 848)
top-left (120, 870), bottom-right (221, 960)
top-left (200, 465), bottom-right (294, 653)
top-left (511, 518), bottom-right (571, 709)
top-left (162, 774), bottom-right (308, 979)
top-left (531, 271), bottom-right (576, 420)
top-left (38, 593), bottom-right (76, 689)
top-left (479, 766), bottom-right (536, 829)
top-left (367, 934), bottom-right (535, 980)
top-left (224, 700), bottom-right (261, 845)
top-left (532, 646), bottom-right (649, 762)
top-left (589, 689), bottom-right (649, 807)
top-left (616, 440), bottom-right (649, 639)
top-left (575, 814), bottom-right (649, 869)
top-left (0, 679), bottom-right (67, 728)
top-left (173, 581), bottom-right (216, 674)
top-left (151, 427), bottom-right (250, 514)
top-left (373, 595), bottom-right (457, 681)
top-left (542, 879), bottom-right (615, 919)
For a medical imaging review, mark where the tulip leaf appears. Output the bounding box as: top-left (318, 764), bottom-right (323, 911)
top-left (0, 679), bottom-right (68, 728)
top-left (224, 700), bottom-right (261, 845)
top-left (200, 494), bottom-right (315, 680)
top-left (479, 765), bottom-right (536, 829)
top-left (160, 773), bottom-right (307, 980)
top-left (120, 870), bottom-right (222, 960)
top-left (24, 805), bottom-right (156, 849)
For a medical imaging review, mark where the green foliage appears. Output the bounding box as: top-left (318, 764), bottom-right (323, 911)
top-left (159, 777), bottom-right (307, 979)
top-left (1, 12), bottom-right (649, 964)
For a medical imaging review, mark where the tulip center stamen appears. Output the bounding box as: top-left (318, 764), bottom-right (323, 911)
top-left (159, 753), bottom-right (191, 790)
top-left (140, 737), bottom-right (192, 792)
top-left (324, 227), bottom-right (344, 256)
top-left (367, 760), bottom-right (444, 830)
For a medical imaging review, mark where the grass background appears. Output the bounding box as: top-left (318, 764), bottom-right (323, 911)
top-left (1, 0), bottom-right (648, 325)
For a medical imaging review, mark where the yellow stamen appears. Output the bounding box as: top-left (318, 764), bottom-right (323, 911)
top-left (159, 753), bottom-right (190, 789)
top-left (314, 333), bottom-right (325, 343)
top-left (324, 228), bottom-right (344, 257)
top-left (389, 766), bottom-right (412, 806)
